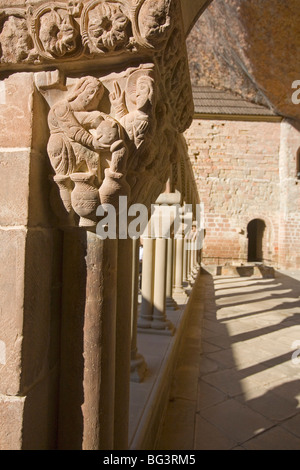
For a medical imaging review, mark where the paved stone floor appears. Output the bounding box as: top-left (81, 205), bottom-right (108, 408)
top-left (156, 270), bottom-right (300, 450)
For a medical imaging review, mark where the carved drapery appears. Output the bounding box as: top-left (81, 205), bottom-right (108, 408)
top-left (1, 0), bottom-right (194, 227)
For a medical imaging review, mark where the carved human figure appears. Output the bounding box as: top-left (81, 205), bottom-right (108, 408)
top-left (47, 76), bottom-right (107, 176)
top-left (110, 73), bottom-right (155, 150)
top-left (47, 76), bottom-right (130, 221)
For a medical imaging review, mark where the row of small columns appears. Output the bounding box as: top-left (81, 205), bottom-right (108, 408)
top-left (57, 209), bottom-right (202, 449)
top-left (130, 212), bottom-right (202, 382)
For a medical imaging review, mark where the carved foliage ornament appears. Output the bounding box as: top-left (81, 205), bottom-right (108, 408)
top-left (0, 0), bottom-right (175, 64)
top-left (32, 3), bottom-right (81, 59)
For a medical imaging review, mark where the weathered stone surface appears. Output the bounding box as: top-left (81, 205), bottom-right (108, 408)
top-left (0, 228), bottom-right (62, 396)
top-left (0, 396), bottom-right (25, 450)
top-left (21, 228), bottom-right (58, 391)
top-left (0, 150), bottom-right (30, 226)
top-left (0, 73), bottom-right (34, 148)
top-left (0, 229), bottom-right (26, 396)
top-left (0, 367), bottom-right (60, 450)
top-left (185, 119), bottom-right (281, 266)
top-left (187, 0), bottom-right (300, 122)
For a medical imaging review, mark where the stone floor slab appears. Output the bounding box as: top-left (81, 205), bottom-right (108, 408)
top-left (200, 399), bottom-right (273, 444)
top-left (243, 426), bottom-right (300, 450)
top-left (194, 415), bottom-right (237, 450)
top-left (156, 271), bottom-right (300, 451)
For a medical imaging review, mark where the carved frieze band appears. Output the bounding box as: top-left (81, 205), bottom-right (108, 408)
top-left (0, 0), bottom-right (175, 64)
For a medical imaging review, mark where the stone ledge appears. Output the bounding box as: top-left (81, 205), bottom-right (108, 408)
top-left (202, 264), bottom-right (275, 278)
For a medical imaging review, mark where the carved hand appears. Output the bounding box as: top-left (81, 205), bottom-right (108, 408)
top-left (109, 81), bottom-right (127, 116)
top-left (92, 136), bottom-right (107, 150)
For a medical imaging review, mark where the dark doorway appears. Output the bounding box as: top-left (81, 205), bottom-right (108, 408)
top-left (247, 219), bottom-right (266, 262)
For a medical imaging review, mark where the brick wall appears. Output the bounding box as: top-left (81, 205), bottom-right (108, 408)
top-left (278, 120), bottom-right (300, 269)
top-left (185, 118), bottom-right (283, 266)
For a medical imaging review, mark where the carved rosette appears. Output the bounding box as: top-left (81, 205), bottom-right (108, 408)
top-left (31, 3), bottom-right (82, 60)
top-left (81, 0), bottom-right (132, 54)
top-left (0, 0), bottom-right (177, 64)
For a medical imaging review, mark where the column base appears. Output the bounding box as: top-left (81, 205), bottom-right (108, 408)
top-left (166, 296), bottom-right (179, 310)
top-left (173, 286), bottom-right (185, 294)
top-left (138, 321), bottom-right (175, 336)
top-left (130, 353), bottom-right (147, 383)
top-left (137, 318), bottom-right (152, 329)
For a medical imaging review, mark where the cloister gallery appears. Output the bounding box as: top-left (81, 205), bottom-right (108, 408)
top-left (0, 0), bottom-right (299, 450)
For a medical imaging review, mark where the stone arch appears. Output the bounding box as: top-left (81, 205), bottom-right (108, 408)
top-left (243, 216), bottom-right (275, 265)
top-left (247, 219), bottom-right (266, 262)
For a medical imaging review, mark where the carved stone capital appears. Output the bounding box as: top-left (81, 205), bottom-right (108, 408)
top-left (24, 0), bottom-right (194, 227)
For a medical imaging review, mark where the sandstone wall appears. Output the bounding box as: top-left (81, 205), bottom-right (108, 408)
top-left (185, 118), bottom-right (282, 266)
top-left (187, 0), bottom-right (300, 123)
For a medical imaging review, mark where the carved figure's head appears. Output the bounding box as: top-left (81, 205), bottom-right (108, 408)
top-left (135, 76), bottom-right (154, 110)
top-left (67, 76), bottom-right (105, 110)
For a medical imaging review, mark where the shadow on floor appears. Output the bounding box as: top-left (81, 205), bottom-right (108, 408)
top-left (155, 269), bottom-right (300, 450)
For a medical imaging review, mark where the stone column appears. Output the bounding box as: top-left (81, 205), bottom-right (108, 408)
top-left (58, 230), bottom-right (117, 450)
top-left (0, 0), bottom-right (195, 450)
top-left (186, 240), bottom-right (192, 285)
top-left (114, 237), bottom-right (133, 450)
top-left (138, 237), bottom-right (155, 329)
top-left (183, 236), bottom-right (188, 284)
top-left (166, 237), bottom-right (178, 310)
top-left (173, 236), bottom-right (184, 293)
top-left (130, 238), bottom-right (147, 383)
top-left (152, 238), bottom-right (174, 334)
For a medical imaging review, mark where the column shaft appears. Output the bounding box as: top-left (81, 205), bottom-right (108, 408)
top-left (130, 238), bottom-right (146, 382)
top-left (59, 230), bottom-right (117, 450)
top-left (138, 238), bottom-right (155, 328)
top-left (114, 238), bottom-right (133, 450)
top-left (174, 237), bottom-right (184, 293)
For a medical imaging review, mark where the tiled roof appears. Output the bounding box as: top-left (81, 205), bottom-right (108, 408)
top-left (192, 86), bottom-right (278, 117)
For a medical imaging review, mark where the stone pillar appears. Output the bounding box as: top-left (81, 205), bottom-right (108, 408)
top-left (58, 230), bottom-right (117, 450)
top-left (186, 241), bottom-right (192, 285)
top-left (0, 0), bottom-right (195, 450)
top-left (0, 73), bottom-right (63, 450)
top-left (138, 237), bottom-right (155, 329)
top-left (152, 238), bottom-right (174, 334)
top-left (183, 236), bottom-right (188, 284)
top-left (114, 238), bottom-right (133, 450)
top-left (166, 237), bottom-right (178, 310)
top-left (130, 238), bottom-right (147, 383)
top-left (174, 236), bottom-right (184, 293)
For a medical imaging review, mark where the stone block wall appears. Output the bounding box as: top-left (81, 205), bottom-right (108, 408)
top-left (185, 118), bottom-right (282, 267)
top-left (0, 73), bottom-right (63, 449)
top-left (278, 120), bottom-right (300, 269)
